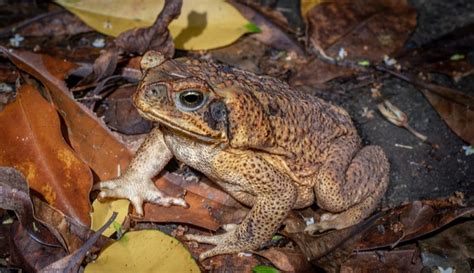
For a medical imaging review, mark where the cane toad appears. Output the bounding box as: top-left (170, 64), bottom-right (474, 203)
top-left (98, 51), bottom-right (389, 260)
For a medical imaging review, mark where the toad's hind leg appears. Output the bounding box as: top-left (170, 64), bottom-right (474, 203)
top-left (308, 137), bottom-right (389, 233)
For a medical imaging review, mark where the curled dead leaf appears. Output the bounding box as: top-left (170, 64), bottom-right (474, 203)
top-left (377, 100), bottom-right (428, 142)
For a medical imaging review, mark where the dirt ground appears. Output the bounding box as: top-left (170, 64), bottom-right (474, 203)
top-left (357, 0), bottom-right (474, 205)
top-left (301, 0), bottom-right (474, 206)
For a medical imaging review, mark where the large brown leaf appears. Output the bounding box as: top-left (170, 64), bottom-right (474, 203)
top-left (422, 89), bottom-right (474, 145)
top-left (1, 48), bottom-right (243, 230)
top-left (0, 47), bottom-right (132, 180)
top-left (291, 0), bottom-right (417, 86)
top-left (0, 84), bottom-right (92, 226)
top-left (307, 0), bottom-right (416, 62)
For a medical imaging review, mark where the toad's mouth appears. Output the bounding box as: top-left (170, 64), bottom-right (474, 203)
top-left (137, 108), bottom-right (220, 143)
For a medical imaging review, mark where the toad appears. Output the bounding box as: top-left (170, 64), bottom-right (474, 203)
top-left (97, 51), bottom-right (389, 260)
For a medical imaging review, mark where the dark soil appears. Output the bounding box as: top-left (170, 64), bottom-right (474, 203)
top-left (334, 0), bottom-right (474, 206)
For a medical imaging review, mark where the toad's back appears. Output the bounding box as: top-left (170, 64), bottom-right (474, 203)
top-left (179, 58), bottom-right (358, 182)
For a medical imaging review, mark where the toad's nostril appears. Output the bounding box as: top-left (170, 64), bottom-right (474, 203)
top-left (146, 84), bottom-right (167, 99)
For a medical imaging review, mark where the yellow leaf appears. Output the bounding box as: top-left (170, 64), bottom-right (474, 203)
top-left (85, 230), bottom-right (200, 273)
top-left (300, 0), bottom-right (329, 17)
top-left (55, 0), bottom-right (252, 50)
top-left (91, 199), bottom-right (129, 237)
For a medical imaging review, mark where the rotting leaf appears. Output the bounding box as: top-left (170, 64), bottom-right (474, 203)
top-left (84, 230), bottom-right (200, 273)
top-left (32, 195), bottom-right (113, 253)
top-left (1, 48), bottom-right (244, 230)
top-left (282, 211), bottom-right (380, 272)
top-left (256, 248), bottom-right (312, 272)
top-left (392, 201), bottom-right (435, 247)
top-left (340, 249), bottom-right (423, 273)
top-left (354, 202), bottom-right (474, 250)
top-left (10, 221), bottom-right (67, 272)
top-left (0, 167), bottom-right (64, 248)
top-left (0, 84), bottom-right (92, 226)
top-left (377, 100), bottom-right (428, 142)
top-left (38, 212), bottom-right (118, 273)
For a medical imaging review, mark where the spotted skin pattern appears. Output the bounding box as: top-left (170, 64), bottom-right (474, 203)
top-left (97, 51), bottom-right (389, 260)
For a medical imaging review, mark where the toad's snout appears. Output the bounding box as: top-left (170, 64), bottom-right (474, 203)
top-left (134, 84), bottom-right (168, 109)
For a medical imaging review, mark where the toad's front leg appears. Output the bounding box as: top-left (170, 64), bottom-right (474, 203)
top-left (185, 155), bottom-right (297, 260)
top-left (95, 128), bottom-right (187, 215)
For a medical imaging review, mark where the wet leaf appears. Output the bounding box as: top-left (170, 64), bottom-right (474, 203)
top-left (56, 0), bottom-right (253, 50)
top-left (0, 84), bottom-right (92, 226)
top-left (84, 230), bottom-right (200, 273)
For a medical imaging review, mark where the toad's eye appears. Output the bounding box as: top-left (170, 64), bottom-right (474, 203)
top-left (176, 90), bottom-right (207, 111)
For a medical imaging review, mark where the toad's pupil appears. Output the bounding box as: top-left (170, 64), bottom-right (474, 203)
top-left (181, 91), bottom-right (203, 106)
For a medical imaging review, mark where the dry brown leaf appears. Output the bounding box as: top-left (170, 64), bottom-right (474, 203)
top-left (421, 89), bottom-right (474, 145)
top-left (0, 47), bottom-right (133, 180)
top-left (341, 249), bottom-right (423, 273)
top-left (0, 84), bottom-right (92, 226)
top-left (292, 0), bottom-right (416, 86)
top-left (307, 0), bottom-right (416, 62)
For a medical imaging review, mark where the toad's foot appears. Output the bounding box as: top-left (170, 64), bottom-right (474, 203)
top-left (184, 226), bottom-right (256, 261)
top-left (304, 212), bottom-right (343, 234)
top-left (95, 176), bottom-right (188, 215)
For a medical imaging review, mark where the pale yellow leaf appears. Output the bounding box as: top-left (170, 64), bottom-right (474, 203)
top-left (85, 230), bottom-right (200, 273)
top-left (300, 0), bottom-right (330, 17)
top-left (91, 199), bottom-right (129, 237)
top-left (55, 0), bottom-right (252, 50)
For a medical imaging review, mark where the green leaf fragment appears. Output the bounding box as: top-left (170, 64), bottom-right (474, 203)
top-left (358, 60), bottom-right (370, 66)
top-left (252, 265), bottom-right (280, 273)
top-left (271, 235), bottom-right (284, 242)
top-left (245, 22), bottom-right (261, 33)
top-left (450, 54), bottom-right (465, 61)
